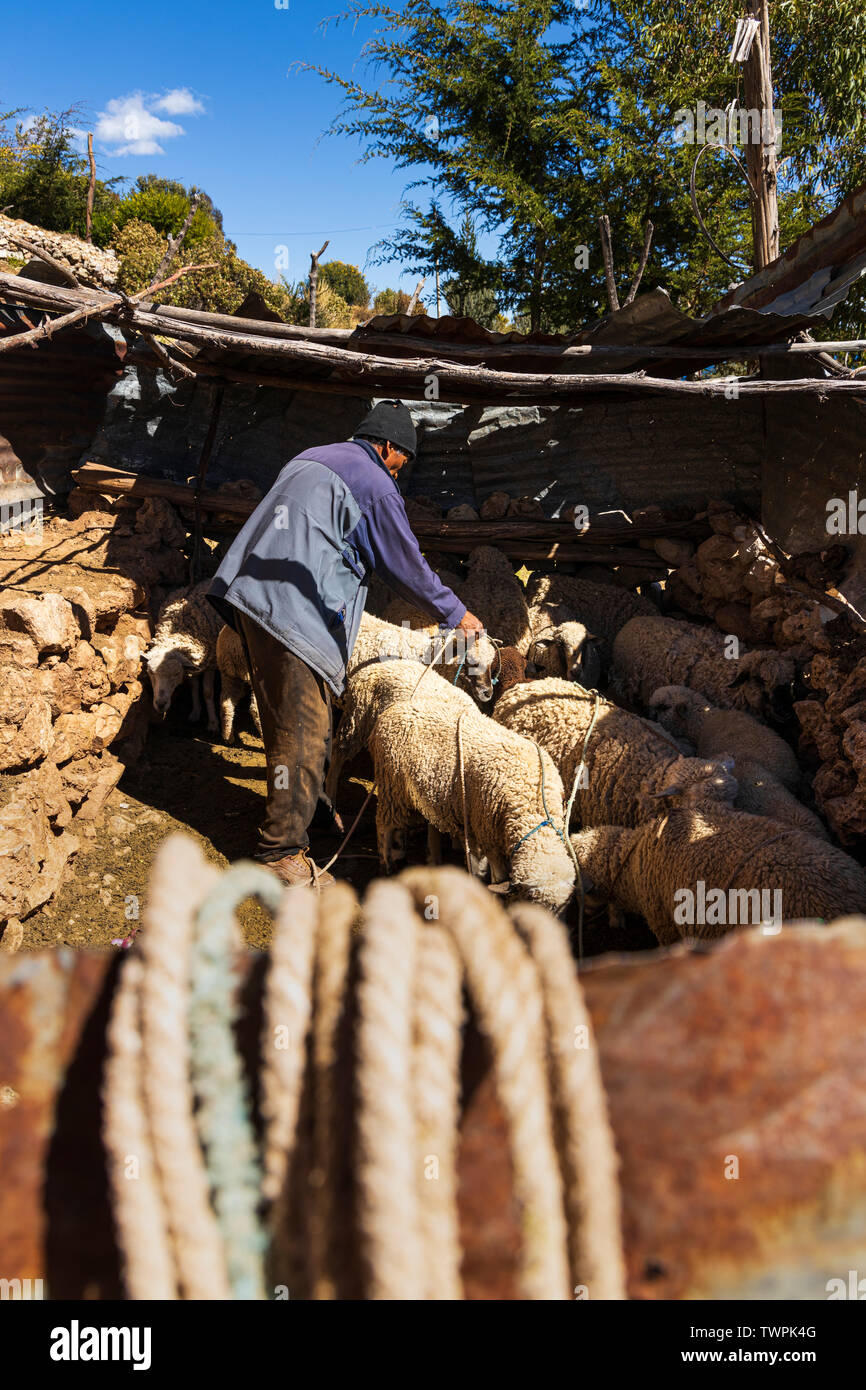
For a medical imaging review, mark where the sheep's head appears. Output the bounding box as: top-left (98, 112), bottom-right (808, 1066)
top-left (648, 757), bottom-right (738, 810)
top-left (463, 630), bottom-right (498, 703)
top-left (647, 685), bottom-right (707, 736)
top-left (531, 621), bottom-right (600, 686)
top-left (144, 648), bottom-right (186, 714)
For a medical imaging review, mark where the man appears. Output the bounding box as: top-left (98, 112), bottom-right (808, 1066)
top-left (208, 399), bottom-right (483, 887)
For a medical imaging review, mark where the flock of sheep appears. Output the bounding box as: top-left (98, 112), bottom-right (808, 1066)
top-left (141, 544), bottom-right (866, 944)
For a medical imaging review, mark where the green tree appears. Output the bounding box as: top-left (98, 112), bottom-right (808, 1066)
top-left (309, 0), bottom-right (866, 333)
top-left (372, 286), bottom-right (426, 315)
top-left (318, 259), bottom-right (371, 307)
top-left (0, 105), bottom-right (123, 235)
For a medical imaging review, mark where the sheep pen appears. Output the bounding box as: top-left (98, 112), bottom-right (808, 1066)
top-left (2, 483), bottom-right (865, 962)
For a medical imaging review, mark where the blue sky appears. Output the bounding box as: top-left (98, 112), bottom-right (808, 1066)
top-left (3, 0), bottom-right (437, 301)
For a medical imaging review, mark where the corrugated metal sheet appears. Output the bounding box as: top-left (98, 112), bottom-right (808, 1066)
top-left (0, 307), bottom-right (124, 504)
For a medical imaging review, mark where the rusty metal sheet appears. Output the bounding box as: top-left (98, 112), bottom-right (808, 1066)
top-left (3, 920), bottom-right (866, 1299)
top-left (0, 308), bottom-right (124, 505)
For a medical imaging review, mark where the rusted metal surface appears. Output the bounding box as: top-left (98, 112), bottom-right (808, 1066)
top-left (0, 308), bottom-right (124, 505)
top-left (3, 921), bottom-right (866, 1299)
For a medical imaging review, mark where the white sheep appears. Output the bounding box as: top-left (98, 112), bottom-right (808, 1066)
top-left (493, 677), bottom-right (739, 829)
top-left (648, 685), bottom-right (801, 789)
top-left (647, 684), bottom-right (828, 841)
top-left (527, 609), bottom-right (601, 687)
top-left (328, 658), bottom-right (574, 911)
top-left (144, 581), bottom-right (223, 731)
top-left (526, 572), bottom-right (656, 646)
top-left (383, 547), bottom-right (532, 652)
top-left (612, 615), bottom-right (795, 718)
top-left (215, 625), bottom-right (262, 744)
top-left (571, 805), bottom-right (866, 946)
top-left (352, 611), bottom-right (498, 704)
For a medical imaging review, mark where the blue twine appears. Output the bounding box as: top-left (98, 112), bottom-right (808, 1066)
top-left (189, 861), bottom-right (283, 1300)
top-left (513, 816), bottom-right (554, 850)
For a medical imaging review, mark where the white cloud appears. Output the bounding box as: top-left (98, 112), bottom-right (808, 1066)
top-left (153, 88), bottom-right (205, 116)
top-left (94, 89), bottom-right (205, 157)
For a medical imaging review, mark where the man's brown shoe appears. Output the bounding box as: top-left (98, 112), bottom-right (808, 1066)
top-left (267, 850), bottom-right (335, 889)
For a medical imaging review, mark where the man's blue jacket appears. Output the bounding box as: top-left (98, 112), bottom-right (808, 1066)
top-left (207, 438), bottom-right (466, 695)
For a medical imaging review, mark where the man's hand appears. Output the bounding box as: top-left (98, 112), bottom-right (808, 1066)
top-left (457, 609), bottom-right (485, 636)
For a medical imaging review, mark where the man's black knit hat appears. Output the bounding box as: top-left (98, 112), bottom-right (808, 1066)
top-left (354, 399), bottom-right (418, 460)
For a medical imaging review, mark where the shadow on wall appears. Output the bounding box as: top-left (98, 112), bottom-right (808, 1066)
top-left (84, 365), bottom-right (765, 519)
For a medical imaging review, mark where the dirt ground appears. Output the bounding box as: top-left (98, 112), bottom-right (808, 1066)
top-left (19, 689), bottom-right (656, 958)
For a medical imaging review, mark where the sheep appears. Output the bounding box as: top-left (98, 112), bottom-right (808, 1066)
top-left (648, 683), bottom-right (828, 841)
top-left (571, 804), bottom-right (866, 946)
top-left (612, 615), bottom-right (795, 718)
top-left (647, 685), bottom-right (801, 789)
top-left (144, 581), bottom-right (222, 731)
top-left (457, 546), bottom-right (533, 652)
top-left (352, 611), bottom-right (497, 703)
top-left (383, 547), bottom-right (532, 652)
top-left (215, 625), bottom-right (262, 744)
top-left (490, 645), bottom-right (533, 702)
top-left (526, 572), bottom-right (656, 646)
top-left (328, 657), bottom-right (574, 911)
top-left (493, 677), bottom-right (739, 829)
top-left (528, 611), bottom-right (601, 688)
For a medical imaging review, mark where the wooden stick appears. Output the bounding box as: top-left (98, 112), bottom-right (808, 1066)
top-left (141, 332), bottom-right (196, 381)
top-left (70, 462), bottom-right (708, 544)
top-left (309, 239), bottom-right (329, 328)
top-left (623, 221), bottom-right (654, 307)
top-left (598, 215), bottom-right (620, 313)
top-left (149, 194), bottom-right (202, 294)
top-left (3, 273), bottom-right (866, 364)
top-left (407, 278), bottom-right (425, 313)
top-left (86, 134), bottom-right (96, 245)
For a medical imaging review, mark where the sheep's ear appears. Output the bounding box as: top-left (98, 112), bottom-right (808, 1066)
top-left (651, 783), bottom-right (683, 799)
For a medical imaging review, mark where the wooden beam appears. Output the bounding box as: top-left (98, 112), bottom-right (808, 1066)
top-left (70, 462), bottom-right (710, 550)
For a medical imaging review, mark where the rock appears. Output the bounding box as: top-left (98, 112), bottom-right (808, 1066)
top-left (794, 700), bottom-right (841, 763)
top-left (91, 626), bottom-right (143, 688)
top-left (72, 753), bottom-right (124, 823)
top-left (35, 650), bottom-right (112, 717)
top-left (0, 666), bottom-right (54, 770)
top-left (480, 491), bottom-right (511, 520)
top-left (712, 602), bottom-right (760, 645)
top-left (0, 774), bottom-right (80, 921)
top-left (705, 500), bottom-right (742, 535)
top-left (133, 497), bottom-right (188, 550)
top-left (405, 497), bottom-right (442, 522)
top-left (653, 537), bottom-right (694, 566)
top-left (0, 918), bottom-right (23, 954)
top-left (0, 591), bottom-right (78, 655)
top-left (50, 683), bottom-right (140, 763)
top-left (742, 554), bottom-right (779, 598)
top-left (0, 631), bottom-right (39, 669)
top-left (446, 503), bottom-right (479, 521)
top-left (506, 496), bottom-right (544, 517)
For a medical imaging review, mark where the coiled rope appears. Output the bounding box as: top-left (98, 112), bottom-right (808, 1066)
top-left (103, 833), bottom-right (626, 1301)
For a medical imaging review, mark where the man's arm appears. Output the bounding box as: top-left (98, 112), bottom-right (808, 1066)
top-left (355, 492), bottom-right (468, 627)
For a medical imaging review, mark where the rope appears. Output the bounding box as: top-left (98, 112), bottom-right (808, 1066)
top-left (509, 903), bottom-right (626, 1299)
top-left (412, 920), bottom-right (464, 1299)
top-left (103, 956), bottom-right (177, 1300)
top-left (356, 879), bottom-right (424, 1298)
top-left (456, 710), bottom-right (473, 874)
top-left (103, 840), bottom-right (627, 1302)
top-left (189, 863), bottom-right (278, 1300)
top-left (137, 835), bottom-right (230, 1299)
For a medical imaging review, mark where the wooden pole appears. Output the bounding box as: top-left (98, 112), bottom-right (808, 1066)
top-left (86, 134), bottom-right (96, 245)
top-left (309, 240), bottom-right (329, 328)
top-left (434, 259), bottom-right (440, 318)
top-left (407, 278), bottom-right (425, 314)
top-left (598, 215), bottom-right (620, 313)
top-left (742, 0), bottom-right (780, 269)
